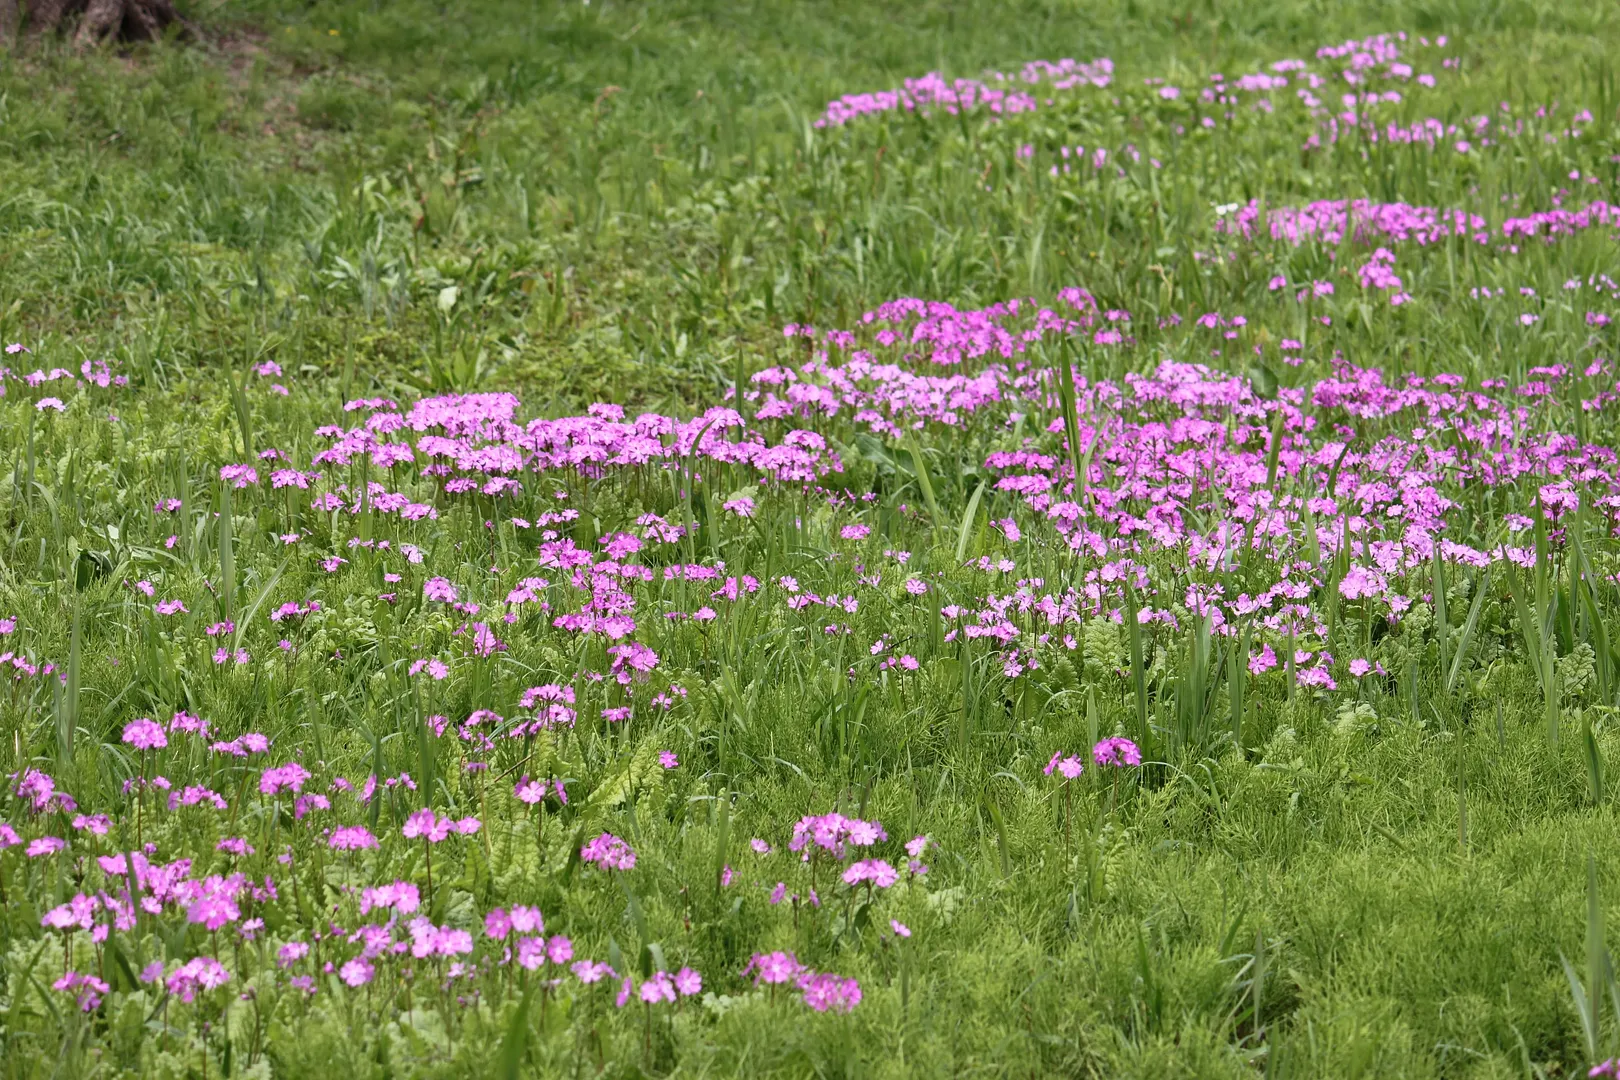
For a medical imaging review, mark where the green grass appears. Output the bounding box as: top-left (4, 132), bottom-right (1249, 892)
top-left (2, 0), bottom-right (1615, 410)
top-left (1, 0), bottom-right (1620, 1076)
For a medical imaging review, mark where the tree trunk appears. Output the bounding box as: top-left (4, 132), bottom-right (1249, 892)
top-left (120, 0), bottom-right (178, 41)
top-left (13, 0), bottom-right (182, 42)
top-left (27, 0), bottom-right (81, 35)
top-left (74, 0), bottom-right (123, 43)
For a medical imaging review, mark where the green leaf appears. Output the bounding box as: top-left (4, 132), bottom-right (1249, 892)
top-left (955, 480), bottom-right (986, 563)
top-left (904, 434), bottom-right (941, 526)
top-left (712, 786), bottom-right (731, 896)
top-left (1445, 571), bottom-right (1490, 696)
top-left (497, 987), bottom-right (533, 1080)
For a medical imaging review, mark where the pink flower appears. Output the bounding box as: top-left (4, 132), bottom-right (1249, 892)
top-left (122, 718), bottom-right (167, 750)
top-left (1248, 644), bottom-right (1278, 675)
top-left (402, 809), bottom-right (451, 843)
top-left (339, 958), bottom-right (374, 987)
top-left (516, 936), bottom-right (548, 970)
top-left (798, 972), bottom-right (861, 1013)
top-left (259, 762), bottom-right (311, 795)
top-left (890, 920), bottom-right (911, 938)
top-left (658, 751), bottom-right (679, 769)
top-left (639, 971), bottom-right (677, 1004)
top-left (423, 577), bottom-right (459, 603)
top-left (1043, 752), bottom-right (1084, 779)
top-left (358, 881), bottom-right (420, 916)
top-left (842, 859), bottom-right (899, 888)
top-left (510, 905), bottom-right (544, 933)
top-left (580, 832), bottom-right (636, 870)
top-left (72, 814), bottom-right (109, 835)
top-left (1092, 737), bottom-right (1142, 767)
top-left (42, 894), bottom-right (99, 931)
top-left (53, 971), bottom-right (111, 1011)
top-left (572, 960), bottom-right (614, 984)
top-left (328, 826), bottom-right (379, 851)
top-left (744, 951), bottom-right (804, 985)
top-left (606, 641), bottom-right (659, 684)
top-left (166, 957), bottom-right (230, 1002)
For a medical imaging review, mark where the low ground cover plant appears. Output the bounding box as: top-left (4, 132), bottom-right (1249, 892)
top-left (4, 2), bottom-right (1620, 1076)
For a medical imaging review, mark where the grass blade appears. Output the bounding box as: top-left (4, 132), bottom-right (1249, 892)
top-left (1445, 570), bottom-right (1490, 695)
top-left (955, 480), bottom-right (986, 563)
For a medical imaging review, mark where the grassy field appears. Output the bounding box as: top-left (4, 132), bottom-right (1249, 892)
top-left (3, 0), bottom-right (1620, 1076)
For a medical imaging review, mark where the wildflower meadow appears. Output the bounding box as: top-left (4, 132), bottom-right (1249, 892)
top-left (3, 0), bottom-right (1620, 1075)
